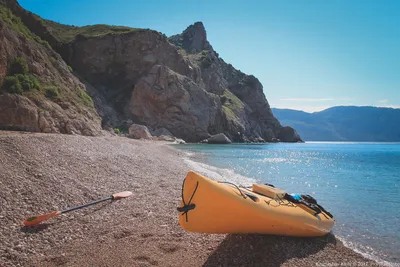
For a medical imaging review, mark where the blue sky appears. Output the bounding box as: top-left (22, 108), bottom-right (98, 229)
top-left (18, 0), bottom-right (400, 112)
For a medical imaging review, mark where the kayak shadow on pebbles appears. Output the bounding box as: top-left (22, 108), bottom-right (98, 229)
top-left (204, 233), bottom-right (336, 267)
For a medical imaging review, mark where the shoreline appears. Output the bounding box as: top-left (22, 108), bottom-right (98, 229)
top-left (0, 132), bottom-right (381, 266)
top-left (174, 143), bottom-right (396, 266)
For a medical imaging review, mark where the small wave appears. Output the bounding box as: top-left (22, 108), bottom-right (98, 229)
top-left (306, 141), bottom-right (361, 144)
top-left (257, 158), bottom-right (288, 163)
top-left (184, 151), bottom-right (195, 157)
top-left (336, 235), bottom-right (397, 267)
top-left (183, 158), bottom-right (256, 186)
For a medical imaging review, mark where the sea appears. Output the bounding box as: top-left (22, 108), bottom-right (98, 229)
top-left (175, 142), bottom-right (400, 266)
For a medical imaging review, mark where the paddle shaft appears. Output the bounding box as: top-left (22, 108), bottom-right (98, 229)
top-left (24, 191), bottom-right (132, 226)
top-left (61, 196), bottom-right (113, 214)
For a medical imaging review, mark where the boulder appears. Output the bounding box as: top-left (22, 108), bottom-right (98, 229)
top-left (207, 133), bottom-right (232, 144)
top-left (278, 126), bottom-right (302, 143)
top-left (174, 138), bottom-right (186, 144)
top-left (156, 135), bottom-right (175, 142)
top-left (155, 135), bottom-right (186, 144)
top-left (0, 94), bottom-right (40, 132)
top-left (251, 137), bottom-right (265, 143)
top-left (128, 124), bottom-right (153, 140)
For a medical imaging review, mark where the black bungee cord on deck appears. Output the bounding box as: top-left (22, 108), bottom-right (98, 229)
top-left (217, 181), bottom-right (248, 199)
top-left (177, 179), bottom-right (199, 222)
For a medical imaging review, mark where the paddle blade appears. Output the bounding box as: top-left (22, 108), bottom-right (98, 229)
top-left (23, 211), bottom-right (61, 226)
top-left (112, 191), bottom-right (133, 200)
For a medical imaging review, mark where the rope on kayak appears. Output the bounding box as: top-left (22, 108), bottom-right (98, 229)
top-left (276, 194), bottom-right (296, 207)
top-left (217, 181), bottom-right (247, 199)
top-left (177, 178), bottom-right (199, 222)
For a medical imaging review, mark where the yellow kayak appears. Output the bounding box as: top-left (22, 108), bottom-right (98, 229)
top-left (177, 171), bottom-right (334, 237)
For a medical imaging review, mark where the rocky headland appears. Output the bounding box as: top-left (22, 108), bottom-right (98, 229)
top-left (0, 0), bottom-right (301, 143)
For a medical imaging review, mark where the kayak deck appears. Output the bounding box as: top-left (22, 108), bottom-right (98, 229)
top-left (178, 171), bottom-right (334, 237)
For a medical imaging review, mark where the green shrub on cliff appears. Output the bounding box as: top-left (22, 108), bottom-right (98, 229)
top-left (15, 74), bottom-right (40, 91)
top-left (2, 76), bottom-right (23, 94)
top-left (222, 106), bottom-right (237, 122)
top-left (221, 89), bottom-right (244, 123)
top-left (1, 57), bottom-right (40, 95)
top-left (114, 128), bottom-right (121, 135)
top-left (43, 20), bottom-right (139, 43)
top-left (44, 86), bottom-right (60, 100)
top-left (1, 74), bottom-right (40, 94)
top-left (38, 39), bottom-right (51, 49)
top-left (77, 88), bottom-right (94, 108)
top-left (222, 89), bottom-right (243, 111)
top-left (0, 6), bottom-right (32, 40)
top-left (199, 51), bottom-right (213, 69)
top-left (0, 6), bottom-right (49, 49)
top-left (8, 57), bottom-right (28, 76)
top-left (49, 57), bottom-right (57, 65)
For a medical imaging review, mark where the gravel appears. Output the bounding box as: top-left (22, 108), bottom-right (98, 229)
top-left (0, 132), bottom-right (377, 266)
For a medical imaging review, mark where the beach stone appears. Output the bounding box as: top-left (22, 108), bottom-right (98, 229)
top-left (207, 133), bottom-right (231, 144)
top-left (154, 135), bottom-right (186, 144)
top-left (174, 138), bottom-right (186, 144)
top-left (128, 124), bottom-right (153, 139)
top-left (156, 135), bottom-right (175, 142)
top-left (0, 94), bottom-right (40, 132)
top-left (278, 126), bottom-right (302, 143)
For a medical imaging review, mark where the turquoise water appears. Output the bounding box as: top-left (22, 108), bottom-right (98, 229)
top-left (176, 142), bottom-right (400, 265)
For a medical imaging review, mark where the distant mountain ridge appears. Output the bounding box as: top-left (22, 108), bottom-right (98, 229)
top-left (272, 106), bottom-right (400, 141)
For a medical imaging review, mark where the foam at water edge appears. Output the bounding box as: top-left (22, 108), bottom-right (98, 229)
top-left (336, 235), bottom-right (396, 267)
top-left (183, 158), bottom-right (257, 186)
top-left (183, 151), bottom-right (194, 157)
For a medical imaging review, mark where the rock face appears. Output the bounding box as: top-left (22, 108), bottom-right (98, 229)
top-left (207, 133), bottom-right (232, 144)
top-left (128, 65), bottom-right (222, 142)
top-left (128, 124), bottom-right (152, 140)
top-left (0, 0), bottom-right (302, 142)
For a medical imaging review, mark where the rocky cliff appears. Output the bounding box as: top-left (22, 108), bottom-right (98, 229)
top-left (0, 0), bottom-right (102, 135)
top-left (0, 0), bottom-right (302, 142)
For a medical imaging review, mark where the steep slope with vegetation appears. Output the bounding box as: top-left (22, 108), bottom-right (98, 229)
top-left (272, 106), bottom-right (400, 141)
top-left (0, 0), bottom-right (101, 135)
top-left (0, 0), bottom-right (301, 142)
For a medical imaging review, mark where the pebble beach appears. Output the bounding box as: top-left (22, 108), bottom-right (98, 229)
top-left (0, 132), bottom-right (378, 266)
